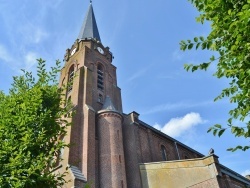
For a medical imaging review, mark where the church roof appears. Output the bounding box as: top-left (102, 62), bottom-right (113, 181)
top-left (101, 96), bottom-right (117, 111)
top-left (69, 165), bottom-right (87, 182)
top-left (78, 3), bottom-right (101, 41)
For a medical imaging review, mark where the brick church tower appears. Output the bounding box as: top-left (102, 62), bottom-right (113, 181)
top-left (57, 2), bottom-right (126, 188)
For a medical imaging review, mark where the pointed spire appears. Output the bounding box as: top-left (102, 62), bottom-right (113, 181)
top-left (78, 3), bottom-right (101, 41)
top-left (101, 96), bottom-right (117, 111)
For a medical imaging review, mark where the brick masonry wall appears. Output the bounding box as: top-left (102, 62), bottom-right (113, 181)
top-left (135, 124), bottom-right (201, 162)
top-left (98, 112), bottom-right (127, 188)
top-left (122, 115), bottom-right (205, 188)
top-left (122, 116), bottom-right (142, 188)
top-left (138, 127), bottom-right (151, 163)
top-left (151, 132), bottom-right (178, 161)
top-left (230, 178), bottom-right (247, 188)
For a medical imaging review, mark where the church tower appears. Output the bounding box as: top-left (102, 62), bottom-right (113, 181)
top-left (57, 2), bottom-right (126, 188)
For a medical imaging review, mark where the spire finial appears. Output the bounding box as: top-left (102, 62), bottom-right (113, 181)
top-left (90, 0), bottom-right (92, 3)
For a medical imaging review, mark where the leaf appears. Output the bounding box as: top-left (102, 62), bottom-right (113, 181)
top-left (206, 41), bottom-right (213, 49)
top-left (180, 44), bottom-right (187, 51)
top-left (243, 146), bottom-right (250, 151)
top-left (218, 129), bottom-right (226, 137)
top-left (213, 129), bottom-right (218, 136)
top-left (231, 126), bottom-right (236, 134)
top-left (191, 66), bottom-right (198, 72)
top-left (201, 42), bottom-right (207, 50)
top-left (214, 124), bottom-right (222, 129)
top-left (207, 127), bottom-right (213, 133)
top-left (209, 55), bottom-right (215, 61)
top-left (196, 42), bottom-right (201, 49)
top-left (242, 4), bottom-right (249, 10)
top-left (184, 64), bottom-right (193, 72)
top-left (188, 43), bottom-right (194, 49)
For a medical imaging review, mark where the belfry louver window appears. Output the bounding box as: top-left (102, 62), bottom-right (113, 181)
top-left (97, 65), bottom-right (104, 90)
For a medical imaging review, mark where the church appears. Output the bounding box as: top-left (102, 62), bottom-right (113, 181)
top-left (55, 3), bottom-right (250, 188)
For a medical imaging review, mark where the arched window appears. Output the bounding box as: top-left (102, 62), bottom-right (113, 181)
top-left (161, 145), bottom-right (167, 161)
top-left (97, 64), bottom-right (104, 90)
top-left (67, 65), bottom-right (74, 93)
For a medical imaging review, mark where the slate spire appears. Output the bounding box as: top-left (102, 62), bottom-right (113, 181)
top-left (78, 3), bottom-right (101, 41)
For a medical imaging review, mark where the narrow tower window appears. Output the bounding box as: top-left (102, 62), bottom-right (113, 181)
top-left (67, 65), bottom-right (74, 93)
top-left (121, 180), bottom-right (124, 188)
top-left (64, 96), bottom-right (72, 118)
top-left (98, 94), bottom-right (103, 103)
top-left (97, 64), bottom-right (104, 90)
top-left (55, 136), bottom-right (65, 167)
top-left (161, 145), bottom-right (167, 161)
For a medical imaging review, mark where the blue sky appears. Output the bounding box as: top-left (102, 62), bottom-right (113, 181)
top-left (0, 0), bottom-right (249, 176)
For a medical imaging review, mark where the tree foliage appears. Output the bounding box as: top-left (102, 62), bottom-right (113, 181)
top-left (180, 0), bottom-right (250, 151)
top-left (0, 59), bottom-right (70, 187)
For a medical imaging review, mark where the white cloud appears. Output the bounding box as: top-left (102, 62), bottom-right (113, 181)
top-left (241, 169), bottom-right (250, 176)
top-left (0, 44), bottom-right (38, 72)
top-left (24, 52), bottom-right (38, 70)
top-left (172, 49), bottom-right (183, 61)
top-left (127, 64), bottom-right (153, 82)
top-left (153, 112), bottom-right (206, 138)
top-left (38, 0), bottom-right (63, 9)
top-left (0, 44), bottom-right (13, 62)
top-left (127, 68), bottom-right (148, 82)
top-left (32, 28), bottom-right (48, 43)
top-left (0, 44), bottom-right (22, 71)
top-left (142, 100), bottom-right (214, 115)
top-left (19, 26), bottom-right (48, 44)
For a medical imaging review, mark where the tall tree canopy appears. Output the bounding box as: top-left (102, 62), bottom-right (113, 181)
top-left (0, 59), bottom-right (70, 187)
top-left (180, 0), bottom-right (250, 151)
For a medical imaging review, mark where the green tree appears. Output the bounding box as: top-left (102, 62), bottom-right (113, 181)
top-left (0, 59), bottom-right (70, 187)
top-left (180, 0), bottom-right (250, 151)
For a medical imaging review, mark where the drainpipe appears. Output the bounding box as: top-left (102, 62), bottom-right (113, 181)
top-left (175, 142), bottom-right (180, 160)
